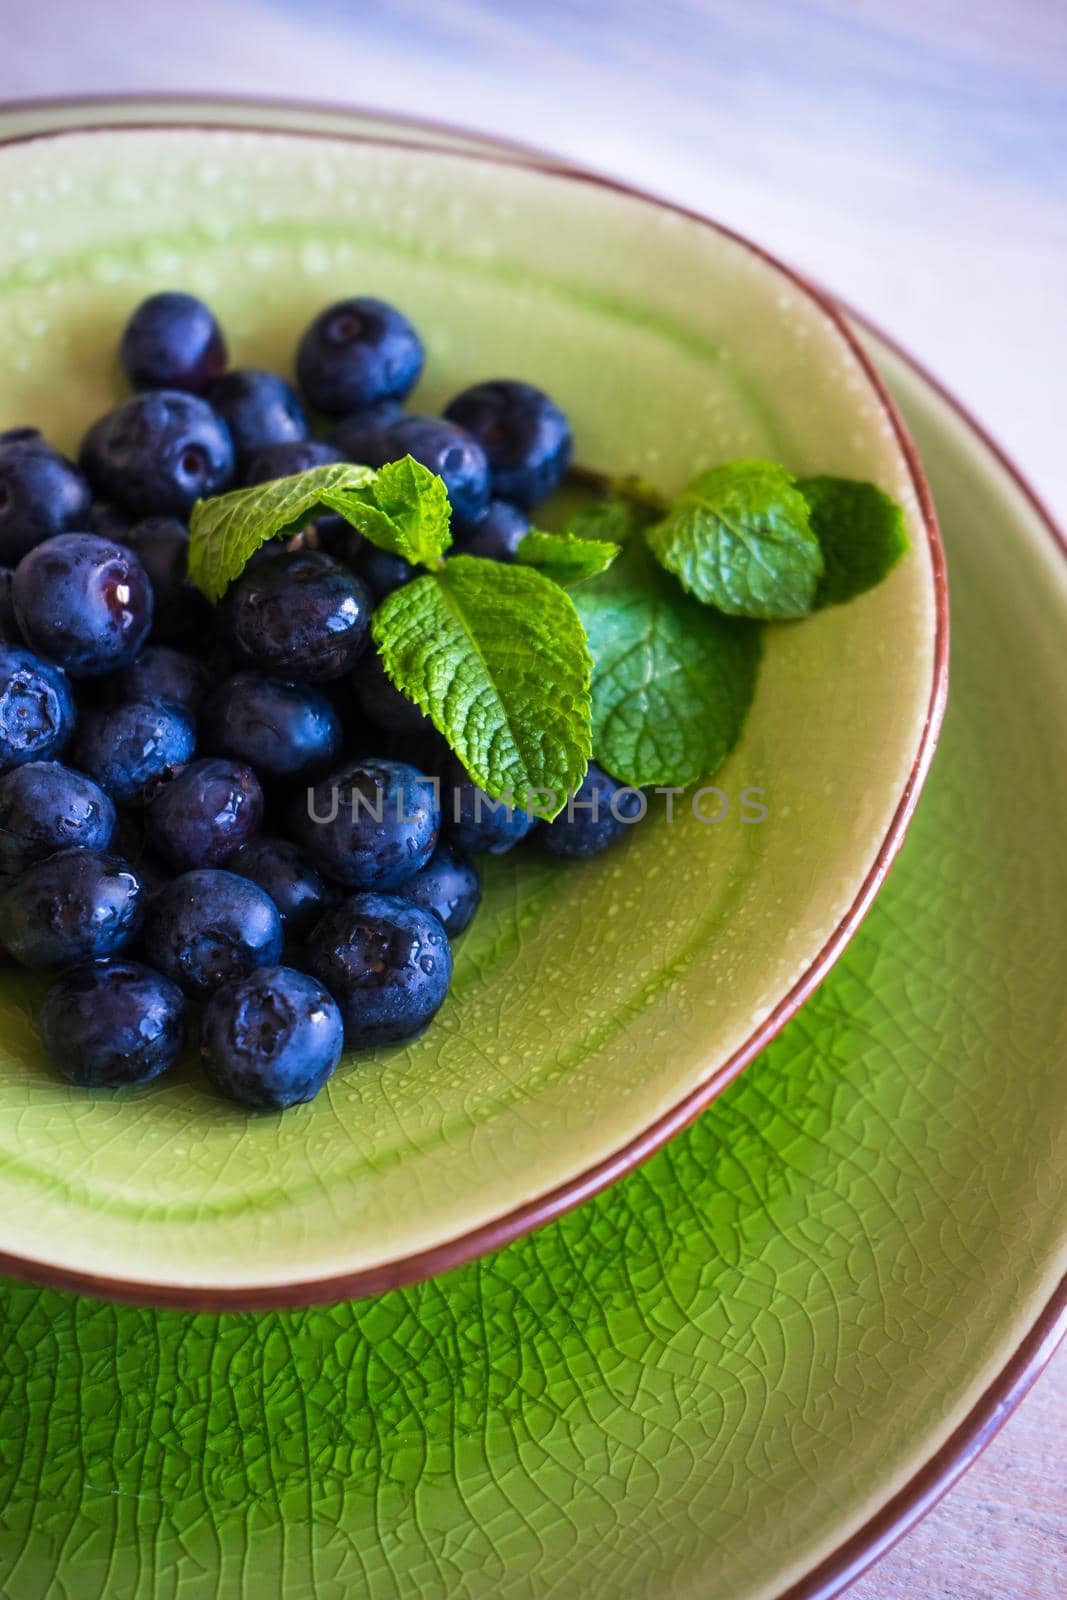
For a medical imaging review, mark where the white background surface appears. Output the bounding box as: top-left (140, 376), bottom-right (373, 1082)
top-left (2, 0), bottom-right (1065, 515)
top-left (0, 3), bottom-right (1064, 1595)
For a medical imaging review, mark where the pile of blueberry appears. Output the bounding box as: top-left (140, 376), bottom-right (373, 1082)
top-left (0, 291), bottom-right (643, 1111)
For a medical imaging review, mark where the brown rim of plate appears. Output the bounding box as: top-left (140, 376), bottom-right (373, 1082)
top-left (0, 90), bottom-right (1063, 1600)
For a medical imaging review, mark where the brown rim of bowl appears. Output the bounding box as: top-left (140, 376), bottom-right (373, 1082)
top-left (0, 91), bottom-right (1064, 1600)
top-left (0, 106), bottom-right (946, 1305)
top-left (0, 114), bottom-right (949, 1312)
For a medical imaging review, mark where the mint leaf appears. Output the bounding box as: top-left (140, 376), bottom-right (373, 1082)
top-left (188, 455), bottom-right (452, 600)
top-left (516, 527), bottom-right (620, 586)
top-left (799, 475), bottom-right (909, 607)
top-left (188, 462), bottom-right (375, 601)
top-left (645, 459), bottom-right (823, 620)
top-left (341, 455), bottom-right (453, 568)
top-left (372, 555), bottom-right (592, 819)
top-left (574, 540), bottom-right (760, 788)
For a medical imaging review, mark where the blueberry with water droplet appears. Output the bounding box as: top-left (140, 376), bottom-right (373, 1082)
top-left (144, 868), bottom-right (283, 999)
top-left (0, 759), bottom-right (115, 875)
top-left (80, 390), bottom-right (235, 518)
top-left (200, 965), bottom-right (344, 1109)
top-left (225, 836), bottom-right (339, 941)
top-left (146, 757), bottom-right (263, 871)
top-left (396, 842), bottom-right (481, 935)
top-left (72, 698), bottom-right (196, 805)
top-left (0, 644), bottom-right (76, 772)
top-left (226, 549), bottom-right (372, 682)
top-left (0, 848), bottom-right (144, 969)
top-left (40, 957), bottom-right (187, 1088)
top-left (202, 671), bottom-right (341, 783)
top-left (306, 891), bottom-right (453, 1048)
top-left (13, 533), bottom-right (153, 677)
top-left (292, 757), bottom-right (439, 889)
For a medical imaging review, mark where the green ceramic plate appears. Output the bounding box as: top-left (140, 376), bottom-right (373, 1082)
top-left (0, 104), bottom-right (1065, 1600)
top-left (0, 116), bottom-right (944, 1303)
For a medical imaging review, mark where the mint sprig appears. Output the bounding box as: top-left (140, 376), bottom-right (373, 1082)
top-left (373, 557), bottom-right (592, 818)
top-left (342, 456), bottom-right (453, 568)
top-left (190, 456), bottom-right (593, 813)
top-left (645, 460), bottom-right (823, 620)
top-left (189, 447), bottom-right (908, 809)
top-left (188, 455), bottom-right (451, 601)
top-left (574, 539), bottom-right (760, 788)
top-left (187, 462), bottom-right (375, 601)
top-left (515, 527), bottom-right (620, 586)
top-left (799, 475), bottom-right (909, 608)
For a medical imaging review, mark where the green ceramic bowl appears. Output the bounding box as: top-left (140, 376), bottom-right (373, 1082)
top-left (0, 123), bottom-right (943, 1306)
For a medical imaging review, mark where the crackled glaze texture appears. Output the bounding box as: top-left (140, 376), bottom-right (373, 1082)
top-left (0, 126), bottom-right (937, 1293)
top-left (0, 325), bottom-right (1063, 1600)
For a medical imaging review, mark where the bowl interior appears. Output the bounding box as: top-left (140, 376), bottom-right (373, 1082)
top-left (0, 127), bottom-right (938, 1296)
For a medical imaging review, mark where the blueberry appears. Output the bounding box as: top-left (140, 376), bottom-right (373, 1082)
top-left (80, 390), bottom-right (235, 518)
top-left (396, 842), bottom-right (481, 935)
top-left (440, 756), bottom-right (535, 854)
top-left (200, 966), bottom-right (343, 1109)
top-left (143, 868), bottom-right (283, 999)
top-left (0, 569), bottom-right (19, 642)
top-left (242, 438), bottom-right (341, 488)
top-left (119, 292), bottom-right (227, 394)
top-left (540, 761), bottom-right (645, 858)
top-left (0, 849), bottom-right (143, 969)
top-left (146, 757), bottom-right (263, 871)
top-left (13, 533), bottom-right (153, 677)
top-left (296, 297), bottom-right (424, 415)
top-left (117, 644), bottom-right (211, 716)
top-left (0, 761), bottom-right (116, 876)
top-left (202, 672), bottom-right (341, 782)
top-left (444, 380), bottom-right (573, 508)
top-left (353, 545), bottom-right (415, 601)
top-left (226, 549), bottom-right (371, 682)
top-left (306, 892), bottom-right (452, 1048)
top-left (40, 957), bottom-right (186, 1088)
top-left (451, 499), bottom-right (529, 562)
top-left (354, 647), bottom-right (431, 737)
top-left (0, 439), bottom-right (93, 565)
top-left (225, 836), bottom-right (339, 941)
top-left (122, 516), bottom-right (214, 645)
top-left (294, 758), bottom-right (439, 890)
top-left (73, 699), bottom-right (196, 805)
top-left (0, 645), bottom-right (76, 771)
top-left (329, 398), bottom-right (405, 464)
top-left (376, 416), bottom-right (490, 521)
top-left (207, 368), bottom-right (308, 464)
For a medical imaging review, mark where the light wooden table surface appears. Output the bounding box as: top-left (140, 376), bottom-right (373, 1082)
top-left (2, 3), bottom-right (1065, 1593)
